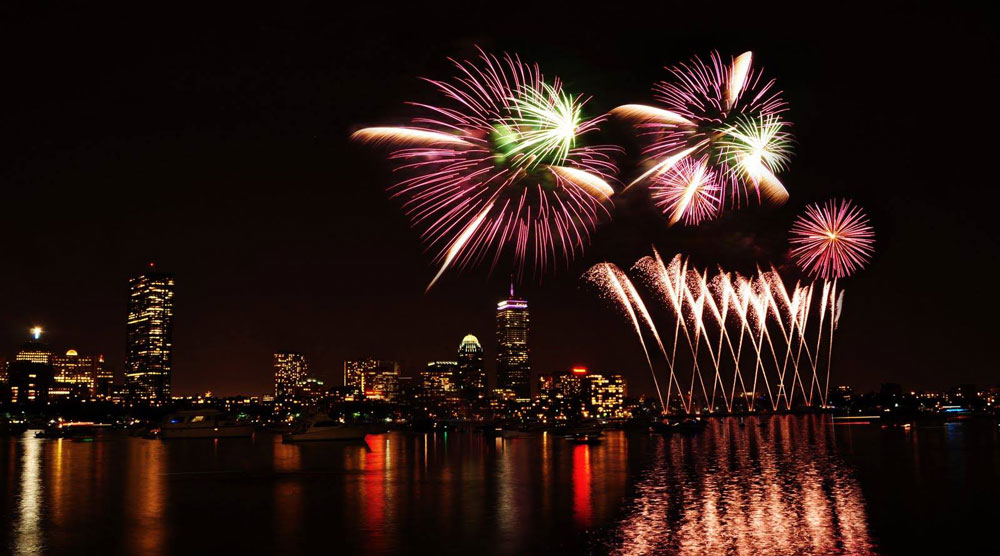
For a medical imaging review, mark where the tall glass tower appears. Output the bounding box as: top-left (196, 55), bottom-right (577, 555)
top-left (125, 267), bottom-right (175, 403)
top-left (457, 334), bottom-right (485, 400)
top-left (496, 284), bottom-right (530, 400)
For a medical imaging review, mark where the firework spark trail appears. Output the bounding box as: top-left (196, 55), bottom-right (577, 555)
top-left (585, 264), bottom-right (666, 412)
top-left (640, 251), bottom-right (699, 412)
top-left (824, 280), bottom-right (840, 406)
top-left (762, 270), bottom-right (810, 408)
top-left (353, 47), bottom-right (620, 290)
top-left (586, 248), bottom-right (864, 413)
top-left (613, 51), bottom-right (793, 212)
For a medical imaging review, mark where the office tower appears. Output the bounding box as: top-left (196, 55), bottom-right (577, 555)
top-left (274, 351), bottom-right (309, 398)
top-left (9, 328), bottom-right (55, 403)
top-left (584, 372), bottom-right (626, 420)
top-left (456, 334), bottom-right (485, 400)
top-left (125, 268), bottom-right (175, 403)
top-left (344, 358), bottom-right (400, 401)
top-left (51, 349), bottom-right (104, 396)
top-left (421, 361), bottom-right (458, 403)
top-left (496, 284), bottom-right (530, 400)
top-left (299, 376), bottom-right (326, 404)
top-left (16, 327), bottom-right (52, 364)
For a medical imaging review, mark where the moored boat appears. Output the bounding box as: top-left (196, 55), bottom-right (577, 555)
top-left (160, 410), bottom-right (255, 439)
top-left (282, 415), bottom-right (369, 442)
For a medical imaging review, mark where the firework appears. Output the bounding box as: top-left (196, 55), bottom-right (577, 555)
top-left (789, 199), bottom-right (875, 280)
top-left (612, 51), bottom-right (792, 211)
top-left (585, 251), bottom-right (858, 413)
top-left (352, 48), bottom-right (619, 291)
top-left (649, 156), bottom-right (721, 226)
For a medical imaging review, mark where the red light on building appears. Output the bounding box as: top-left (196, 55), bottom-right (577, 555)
top-left (572, 367), bottom-right (588, 375)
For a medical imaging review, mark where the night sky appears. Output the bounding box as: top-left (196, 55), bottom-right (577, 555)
top-left (1, 5), bottom-right (995, 396)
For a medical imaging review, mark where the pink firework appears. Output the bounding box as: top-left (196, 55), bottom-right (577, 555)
top-left (352, 48), bottom-right (619, 291)
top-left (612, 51), bottom-right (792, 210)
top-left (649, 157), bottom-right (721, 226)
top-left (789, 199), bottom-right (875, 280)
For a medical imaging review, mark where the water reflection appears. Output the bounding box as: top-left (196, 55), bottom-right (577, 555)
top-left (603, 416), bottom-right (874, 555)
top-left (0, 417), bottom-right (918, 555)
top-left (125, 439), bottom-right (166, 555)
top-left (15, 435), bottom-right (42, 555)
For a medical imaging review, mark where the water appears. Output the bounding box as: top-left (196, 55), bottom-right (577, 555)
top-left (1, 416), bottom-right (998, 555)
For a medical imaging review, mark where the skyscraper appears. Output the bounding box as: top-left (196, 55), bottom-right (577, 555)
top-left (274, 351), bottom-right (309, 398)
top-left (125, 267), bottom-right (175, 403)
top-left (457, 334), bottom-right (485, 400)
top-left (51, 349), bottom-right (105, 396)
top-left (344, 358), bottom-right (400, 401)
top-left (496, 284), bottom-right (530, 400)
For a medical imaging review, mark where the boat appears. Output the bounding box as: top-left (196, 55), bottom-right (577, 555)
top-left (553, 419), bottom-right (604, 438)
top-left (649, 417), bottom-right (709, 435)
top-left (159, 410), bottom-right (255, 439)
top-left (570, 432), bottom-right (603, 444)
top-left (674, 418), bottom-right (708, 434)
top-left (282, 415), bottom-right (369, 442)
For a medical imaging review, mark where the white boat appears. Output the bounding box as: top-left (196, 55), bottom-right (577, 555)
top-left (282, 416), bottom-right (369, 442)
top-left (160, 410), bottom-right (255, 439)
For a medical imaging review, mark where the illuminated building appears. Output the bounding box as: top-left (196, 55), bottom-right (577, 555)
top-left (274, 351), bottom-right (309, 398)
top-left (457, 334), bottom-right (485, 400)
top-left (125, 268), bottom-right (175, 403)
top-left (496, 284), bottom-right (530, 400)
top-left (421, 361), bottom-right (458, 402)
top-left (0, 357), bottom-right (7, 384)
top-left (299, 376), bottom-right (326, 404)
top-left (344, 358), bottom-right (399, 401)
top-left (536, 367), bottom-right (626, 420)
top-left (50, 350), bottom-right (105, 396)
top-left (10, 328), bottom-right (54, 403)
top-left (584, 372), bottom-right (626, 420)
top-left (16, 327), bottom-right (52, 364)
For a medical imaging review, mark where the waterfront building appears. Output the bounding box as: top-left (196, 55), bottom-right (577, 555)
top-left (50, 350), bottom-right (105, 397)
top-left (496, 285), bottom-right (530, 400)
top-left (421, 361), bottom-right (458, 402)
top-left (584, 372), bottom-right (626, 420)
top-left (125, 267), bottom-right (175, 403)
top-left (344, 358), bottom-right (400, 401)
top-left (274, 351), bottom-right (309, 399)
top-left (456, 335), bottom-right (486, 400)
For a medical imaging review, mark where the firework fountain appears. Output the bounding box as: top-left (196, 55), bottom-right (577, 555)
top-left (586, 208), bottom-right (873, 414)
top-left (611, 51), bottom-right (793, 225)
top-left (352, 48), bottom-right (620, 291)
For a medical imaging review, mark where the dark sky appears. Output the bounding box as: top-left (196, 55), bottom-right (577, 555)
top-left (1, 5), bottom-right (996, 396)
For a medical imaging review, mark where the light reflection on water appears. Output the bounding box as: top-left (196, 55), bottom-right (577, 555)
top-left (599, 416), bottom-right (873, 556)
top-left (4, 415), bottom-right (995, 554)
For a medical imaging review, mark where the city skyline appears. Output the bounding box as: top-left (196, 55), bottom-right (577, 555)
top-left (1, 6), bottom-right (996, 397)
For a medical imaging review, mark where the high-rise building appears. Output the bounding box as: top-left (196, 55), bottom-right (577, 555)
top-left (344, 358), bottom-right (400, 402)
top-left (496, 284), bottom-right (530, 400)
top-left (16, 327), bottom-right (52, 364)
top-left (274, 351), bottom-right (309, 398)
top-left (9, 328), bottom-right (54, 403)
top-left (125, 268), bottom-right (175, 403)
top-left (421, 361), bottom-right (458, 402)
top-left (585, 372), bottom-right (626, 420)
top-left (456, 334), bottom-right (486, 400)
top-left (51, 349), bottom-right (105, 396)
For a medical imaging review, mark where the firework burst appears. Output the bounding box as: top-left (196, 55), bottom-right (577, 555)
top-left (612, 51), bottom-right (792, 211)
top-left (789, 199), bottom-right (875, 280)
top-left (352, 48), bottom-right (619, 291)
top-left (649, 156), bottom-right (722, 226)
